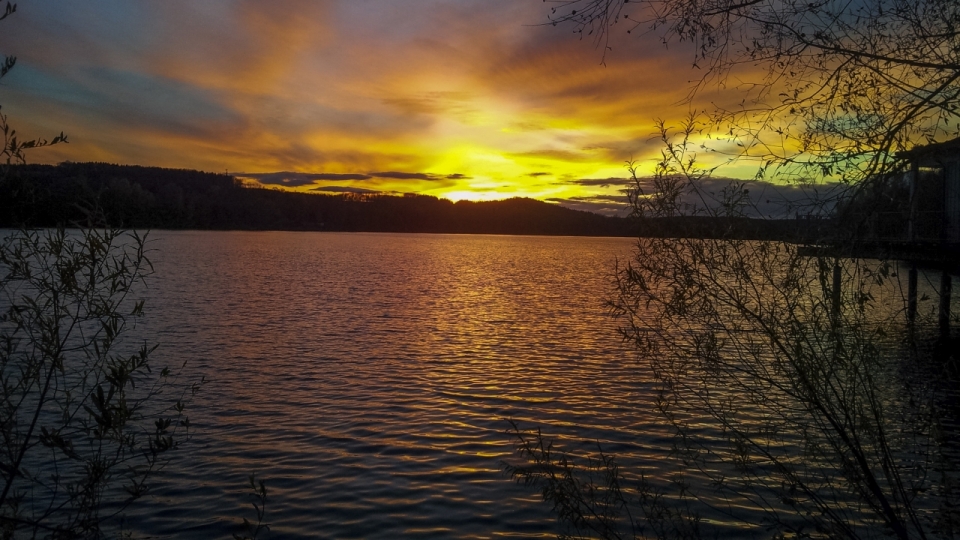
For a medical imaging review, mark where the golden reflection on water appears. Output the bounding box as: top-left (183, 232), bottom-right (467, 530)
top-left (128, 233), bottom-right (954, 539)
top-left (134, 231), bottom-right (647, 539)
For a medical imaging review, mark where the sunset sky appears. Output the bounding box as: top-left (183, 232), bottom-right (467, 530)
top-left (2, 0), bottom-right (783, 213)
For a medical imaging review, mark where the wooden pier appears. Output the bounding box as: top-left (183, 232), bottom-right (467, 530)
top-left (797, 242), bottom-right (959, 336)
top-left (797, 137), bottom-right (960, 338)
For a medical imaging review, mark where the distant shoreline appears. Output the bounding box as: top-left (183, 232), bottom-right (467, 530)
top-left (2, 162), bottom-right (828, 241)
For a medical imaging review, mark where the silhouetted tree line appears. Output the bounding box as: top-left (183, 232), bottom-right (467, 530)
top-left (1, 162), bottom-right (828, 239)
top-left (0, 162), bottom-right (632, 235)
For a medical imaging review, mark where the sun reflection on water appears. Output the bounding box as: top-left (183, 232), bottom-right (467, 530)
top-left (129, 231), bottom-right (759, 539)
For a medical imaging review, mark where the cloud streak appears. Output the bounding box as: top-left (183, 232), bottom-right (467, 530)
top-left (242, 172), bottom-right (374, 186)
top-left (310, 186), bottom-right (385, 194)
top-left (369, 171), bottom-right (441, 181)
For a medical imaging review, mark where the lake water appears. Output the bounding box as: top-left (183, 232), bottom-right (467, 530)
top-left (130, 231), bottom-right (659, 539)
top-left (6, 229), bottom-right (954, 538)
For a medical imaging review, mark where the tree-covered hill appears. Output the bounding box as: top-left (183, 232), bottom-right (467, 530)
top-left (2, 162), bottom-right (826, 240)
top-left (1, 163), bottom-right (636, 236)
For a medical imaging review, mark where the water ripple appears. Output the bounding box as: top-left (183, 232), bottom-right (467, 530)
top-left (127, 232), bottom-right (671, 538)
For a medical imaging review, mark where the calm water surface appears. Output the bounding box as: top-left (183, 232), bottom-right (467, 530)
top-left (131, 231), bottom-right (662, 539)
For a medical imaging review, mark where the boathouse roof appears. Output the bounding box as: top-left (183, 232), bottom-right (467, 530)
top-left (898, 137), bottom-right (960, 166)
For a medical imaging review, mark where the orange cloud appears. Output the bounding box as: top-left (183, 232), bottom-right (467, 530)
top-left (6, 0), bottom-right (758, 206)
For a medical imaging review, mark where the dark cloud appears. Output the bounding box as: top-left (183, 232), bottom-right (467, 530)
top-left (13, 65), bottom-right (245, 141)
top-left (369, 171), bottom-right (439, 180)
top-left (241, 171), bottom-right (373, 187)
top-left (682, 178), bottom-right (843, 218)
top-left (571, 177), bottom-right (632, 188)
top-left (629, 176), bottom-right (845, 218)
top-left (310, 186), bottom-right (384, 194)
top-left (565, 194), bottom-right (632, 204)
top-left (548, 177), bottom-right (846, 218)
top-left (547, 195), bottom-right (632, 216)
top-left (528, 172), bottom-right (550, 177)
top-left (241, 174), bottom-right (317, 187)
top-left (247, 171), bottom-right (471, 185)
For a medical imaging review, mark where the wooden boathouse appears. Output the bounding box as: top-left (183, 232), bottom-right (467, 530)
top-left (801, 138), bottom-right (960, 335)
top-left (901, 138), bottom-right (960, 334)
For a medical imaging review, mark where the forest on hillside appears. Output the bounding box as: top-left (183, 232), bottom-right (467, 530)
top-left (1, 162), bottom-right (826, 240)
top-left (1, 163), bottom-right (636, 235)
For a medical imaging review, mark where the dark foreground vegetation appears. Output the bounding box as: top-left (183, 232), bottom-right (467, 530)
top-left (2, 162), bottom-right (830, 240)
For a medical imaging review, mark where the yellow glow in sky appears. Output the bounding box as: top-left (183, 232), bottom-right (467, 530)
top-left (3, 0), bottom-right (758, 214)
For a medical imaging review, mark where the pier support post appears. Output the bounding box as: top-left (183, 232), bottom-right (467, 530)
top-left (832, 261), bottom-right (842, 317)
top-left (940, 270), bottom-right (952, 338)
top-left (908, 264), bottom-right (918, 325)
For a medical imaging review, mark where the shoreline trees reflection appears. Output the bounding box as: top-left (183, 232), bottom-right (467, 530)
top-left (507, 122), bottom-right (959, 538)
top-left (508, 1), bottom-right (960, 537)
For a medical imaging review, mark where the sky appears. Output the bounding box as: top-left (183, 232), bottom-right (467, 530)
top-left (0, 0), bottom-right (819, 215)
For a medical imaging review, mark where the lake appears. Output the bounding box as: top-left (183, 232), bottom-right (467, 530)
top-left (5, 229), bottom-right (954, 538)
top-left (129, 231), bottom-right (660, 539)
